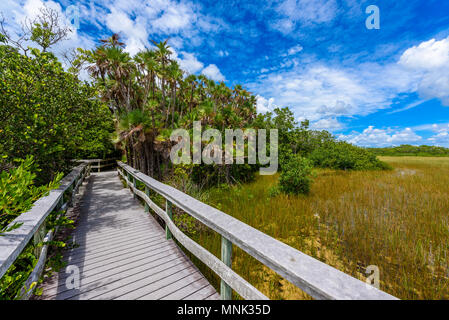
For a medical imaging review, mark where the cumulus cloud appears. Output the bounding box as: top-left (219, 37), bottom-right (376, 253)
top-left (256, 95), bottom-right (275, 113)
top-left (339, 127), bottom-right (422, 147)
top-left (399, 37), bottom-right (449, 105)
top-left (202, 64), bottom-right (225, 81)
top-left (310, 118), bottom-right (343, 131)
top-left (172, 51), bottom-right (204, 74)
top-left (250, 35), bottom-right (449, 128)
top-left (249, 64), bottom-right (400, 124)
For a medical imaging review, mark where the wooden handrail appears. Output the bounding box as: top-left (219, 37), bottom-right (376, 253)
top-left (117, 161), bottom-right (398, 300)
top-left (0, 163), bottom-right (91, 297)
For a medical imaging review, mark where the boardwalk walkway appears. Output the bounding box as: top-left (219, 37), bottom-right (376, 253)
top-left (39, 171), bottom-right (219, 300)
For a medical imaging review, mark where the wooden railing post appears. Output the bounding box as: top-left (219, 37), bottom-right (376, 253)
top-left (132, 176), bottom-right (137, 199)
top-left (144, 186), bottom-right (150, 213)
top-left (220, 236), bottom-right (233, 300)
top-left (68, 184), bottom-right (73, 207)
top-left (98, 160), bottom-right (100, 173)
top-left (33, 221), bottom-right (46, 258)
top-left (166, 200), bottom-right (173, 240)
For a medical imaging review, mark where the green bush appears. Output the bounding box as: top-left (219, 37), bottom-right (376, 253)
top-left (0, 156), bottom-right (61, 234)
top-left (0, 156), bottom-right (62, 300)
top-left (0, 45), bottom-right (115, 184)
top-left (309, 141), bottom-right (391, 171)
top-left (279, 155), bottom-right (314, 195)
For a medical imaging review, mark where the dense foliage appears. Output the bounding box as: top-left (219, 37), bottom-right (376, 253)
top-left (278, 155), bottom-right (314, 195)
top-left (368, 144), bottom-right (449, 157)
top-left (0, 40), bottom-right (115, 184)
top-left (78, 35), bottom-right (259, 185)
top-left (0, 156), bottom-right (63, 300)
top-left (310, 141), bottom-right (391, 170)
top-left (0, 156), bottom-right (61, 235)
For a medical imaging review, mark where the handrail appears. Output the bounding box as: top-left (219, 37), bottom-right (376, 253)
top-left (117, 161), bottom-right (398, 300)
top-left (0, 162), bottom-right (91, 297)
top-left (76, 158), bottom-right (118, 172)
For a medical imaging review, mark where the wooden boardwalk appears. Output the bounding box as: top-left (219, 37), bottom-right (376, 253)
top-left (39, 171), bottom-right (219, 300)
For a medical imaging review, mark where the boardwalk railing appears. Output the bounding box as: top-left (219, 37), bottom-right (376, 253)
top-left (117, 162), bottom-right (398, 300)
top-left (0, 162), bottom-right (91, 299)
top-left (75, 158), bottom-right (117, 172)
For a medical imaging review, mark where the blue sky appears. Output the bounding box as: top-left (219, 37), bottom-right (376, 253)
top-left (2, 0), bottom-right (449, 147)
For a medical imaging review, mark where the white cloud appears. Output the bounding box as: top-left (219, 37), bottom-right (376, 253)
top-left (276, 0), bottom-right (338, 25)
top-left (0, 0), bottom-right (95, 63)
top-left (176, 51), bottom-right (204, 74)
top-left (310, 118), bottom-right (343, 131)
top-left (250, 35), bottom-right (449, 127)
top-left (152, 4), bottom-right (196, 34)
top-left (399, 38), bottom-right (449, 70)
top-left (202, 64), bottom-right (225, 81)
top-left (339, 126), bottom-right (422, 147)
top-left (256, 95), bottom-right (275, 113)
top-left (399, 36), bottom-right (449, 105)
top-left (249, 64), bottom-right (399, 123)
top-left (287, 44), bottom-right (303, 55)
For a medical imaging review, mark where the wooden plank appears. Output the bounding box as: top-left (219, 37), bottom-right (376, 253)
top-left (39, 171), bottom-right (217, 301)
top-left (119, 162), bottom-right (397, 300)
top-left (84, 261), bottom-right (194, 300)
top-left (139, 271), bottom-right (206, 300)
top-left (55, 256), bottom-right (188, 300)
top-left (43, 244), bottom-right (180, 295)
top-left (183, 285), bottom-right (218, 300)
top-left (114, 266), bottom-right (198, 300)
top-left (158, 278), bottom-right (210, 300)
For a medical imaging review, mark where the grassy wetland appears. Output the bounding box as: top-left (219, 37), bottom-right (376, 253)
top-left (184, 156), bottom-right (449, 300)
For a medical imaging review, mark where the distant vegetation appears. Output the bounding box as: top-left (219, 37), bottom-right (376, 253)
top-left (368, 145), bottom-right (449, 157)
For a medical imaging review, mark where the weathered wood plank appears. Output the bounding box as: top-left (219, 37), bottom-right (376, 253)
top-left (39, 171), bottom-right (218, 301)
top-left (183, 285), bottom-right (218, 300)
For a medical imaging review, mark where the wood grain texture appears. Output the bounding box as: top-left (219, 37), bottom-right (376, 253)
top-left (40, 171), bottom-right (218, 300)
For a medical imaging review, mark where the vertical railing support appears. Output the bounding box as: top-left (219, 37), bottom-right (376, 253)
top-left (220, 236), bottom-right (233, 300)
top-left (98, 160), bottom-right (100, 173)
top-left (166, 200), bottom-right (173, 240)
top-left (132, 176), bottom-right (137, 199)
top-left (68, 184), bottom-right (73, 207)
top-left (33, 221), bottom-right (46, 257)
top-left (144, 186), bottom-right (150, 213)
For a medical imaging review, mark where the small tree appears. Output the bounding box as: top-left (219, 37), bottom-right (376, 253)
top-left (0, 7), bottom-right (70, 55)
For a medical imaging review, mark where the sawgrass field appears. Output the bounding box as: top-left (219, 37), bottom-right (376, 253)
top-left (185, 156), bottom-right (449, 299)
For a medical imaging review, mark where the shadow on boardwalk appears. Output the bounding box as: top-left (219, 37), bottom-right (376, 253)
top-left (36, 171), bottom-right (218, 300)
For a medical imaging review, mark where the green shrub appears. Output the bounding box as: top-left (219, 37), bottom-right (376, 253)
top-left (0, 156), bottom-right (62, 234)
top-left (309, 141), bottom-right (391, 171)
top-left (279, 155), bottom-right (314, 195)
top-left (0, 156), bottom-right (62, 300)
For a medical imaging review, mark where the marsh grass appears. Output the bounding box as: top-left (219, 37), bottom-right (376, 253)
top-left (187, 157), bottom-right (449, 299)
